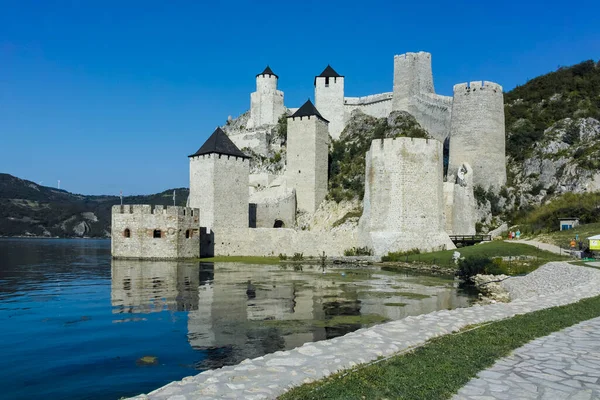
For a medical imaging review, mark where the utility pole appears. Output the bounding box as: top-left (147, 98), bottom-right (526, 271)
top-left (57, 180), bottom-right (61, 189)
top-left (173, 190), bottom-right (176, 206)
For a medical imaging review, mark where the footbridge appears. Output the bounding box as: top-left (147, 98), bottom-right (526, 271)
top-left (449, 234), bottom-right (492, 246)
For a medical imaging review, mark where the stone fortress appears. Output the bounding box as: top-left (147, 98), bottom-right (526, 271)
top-left (111, 51), bottom-right (506, 259)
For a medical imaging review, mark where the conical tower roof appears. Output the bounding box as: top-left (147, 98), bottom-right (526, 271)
top-left (289, 99), bottom-right (329, 123)
top-left (317, 64), bottom-right (342, 78)
top-left (256, 65), bottom-right (278, 79)
top-left (188, 127), bottom-right (249, 159)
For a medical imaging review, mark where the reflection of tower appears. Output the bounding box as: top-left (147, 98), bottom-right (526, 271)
top-left (110, 259), bottom-right (200, 315)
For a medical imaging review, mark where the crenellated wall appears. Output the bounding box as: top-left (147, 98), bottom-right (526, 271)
top-left (189, 153), bottom-right (250, 230)
top-left (111, 205), bottom-right (200, 259)
top-left (448, 81), bottom-right (506, 189)
top-left (343, 93), bottom-right (393, 120)
top-left (358, 137), bottom-right (455, 255)
top-left (392, 51), bottom-right (435, 111)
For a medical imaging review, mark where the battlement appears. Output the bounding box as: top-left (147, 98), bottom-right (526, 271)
top-left (394, 51), bottom-right (431, 60)
top-left (453, 81), bottom-right (503, 94)
top-left (344, 92), bottom-right (393, 106)
top-left (112, 204), bottom-right (199, 217)
top-left (189, 153), bottom-right (249, 162)
top-left (371, 136), bottom-right (441, 155)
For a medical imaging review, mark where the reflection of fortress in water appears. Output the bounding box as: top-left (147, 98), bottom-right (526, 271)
top-left (110, 261), bottom-right (471, 369)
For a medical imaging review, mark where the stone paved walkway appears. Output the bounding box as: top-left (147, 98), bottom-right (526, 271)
top-left (127, 263), bottom-right (600, 400)
top-left (454, 317), bottom-right (600, 400)
top-left (506, 239), bottom-right (565, 256)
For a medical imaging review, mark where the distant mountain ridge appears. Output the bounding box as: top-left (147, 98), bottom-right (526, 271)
top-left (0, 173), bottom-right (189, 237)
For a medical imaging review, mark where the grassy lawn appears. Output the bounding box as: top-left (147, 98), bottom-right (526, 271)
top-left (279, 294), bottom-right (600, 400)
top-left (533, 222), bottom-right (600, 248)
top-left (383, 240), bottom-right (568, 272)
top-left (197, 256), bottom-right (280, 264)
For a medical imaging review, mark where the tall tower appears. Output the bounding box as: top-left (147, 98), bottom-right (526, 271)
top-left (286, 100), bottom-right (329, 213)
top-left (448, 81), bottom-right (506, 189)
top-left (392, 51), bottom-right (435, 111)
top-left (314, 65), bottom-right (345, 140)
top-left (188, 128), bottom-right (250, 229)
top-left (247, 66), bottom-right (286, 128)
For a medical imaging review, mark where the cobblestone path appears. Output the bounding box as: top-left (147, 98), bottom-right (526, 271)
top-left (454, 317), bottom-right (600, 400)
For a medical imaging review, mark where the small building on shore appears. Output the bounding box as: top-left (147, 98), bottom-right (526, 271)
top-left (559, 218), bottom-right (580, 231)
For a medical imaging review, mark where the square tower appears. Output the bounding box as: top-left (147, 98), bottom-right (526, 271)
top-left (286, 100), bottom-right (329, 213)
top-left (188, 128), bottom-right (250, 230)
top-left (314, 65), bottom-right (345, 140)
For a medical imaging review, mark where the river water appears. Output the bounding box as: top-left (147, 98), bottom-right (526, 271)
top-left (0, 239), bottom-right (475, 399)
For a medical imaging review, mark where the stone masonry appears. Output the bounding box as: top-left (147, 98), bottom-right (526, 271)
top-left (111, 205), bottom-right (200, 259)
top-left (247, 66), bottom-right (285, 129)
top-left (358, 137), bottom-right (456, 255)
top-left (448, 81), bottom-right (507, 189)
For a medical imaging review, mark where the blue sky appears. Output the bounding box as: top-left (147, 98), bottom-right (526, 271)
top-left (1, 0), bottom-right (599, 195)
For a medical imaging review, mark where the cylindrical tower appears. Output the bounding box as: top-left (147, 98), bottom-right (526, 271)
top-left (448, 81), bottom-right (506, 189)
top-left (248, 66), bottom-right (285, 128)
top-left (256, 66), bottom-right (278, 93)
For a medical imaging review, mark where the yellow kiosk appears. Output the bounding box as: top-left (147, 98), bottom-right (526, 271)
top-left (588, 234), bottom-right (600, 251)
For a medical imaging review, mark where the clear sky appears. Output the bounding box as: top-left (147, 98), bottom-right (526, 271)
top-left (1, 0), bottom-right (599, 195)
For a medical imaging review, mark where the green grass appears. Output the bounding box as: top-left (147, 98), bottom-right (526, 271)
top-left (383, 240), bottom-right (568, 272)
top-left (197, 256), bottom-right (280, 264)
top-left (534, 222), bottom-right (600, 248)
top-left (279, 294), bottom-right (600, 400)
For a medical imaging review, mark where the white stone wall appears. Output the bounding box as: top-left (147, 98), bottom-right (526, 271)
top-left (358, 137), bottom-right (455, 256)
top-left (212, 228), bottom-right (357, 257)
top-left (315, 76), bottom-right (345, 140)
top-left (344, 93), bottom-right (393, 119)
top-left (286, 115), bottom-right (329, 213)
top-left (227, 128), bottom-right (270, 155)
top-left (247, 75), bottom-right (285, 128)
top-left (249, 186), bottom-right (296, 228)
top-left (443, 163), bottom-right (476, 235)
top-left (449, 81), bottom-right (506, 189)
top-left (409, 93), bottom-right (453, 142)
top-left (189, 154), bottom-right (250, 229)
top-left (111, 205), bottom-right (200, 259)
top-left (392, 51), bottom-right (435, 111)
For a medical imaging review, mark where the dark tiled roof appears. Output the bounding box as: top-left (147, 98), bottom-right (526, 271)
top-left (188, 128), bottom-right (249, 159)
top-left (318, 65), bottom-right (342, 78)
top-left (288, 99), bottom-right (329, 123)
top-left (256, 65), bottom-right (278, 79)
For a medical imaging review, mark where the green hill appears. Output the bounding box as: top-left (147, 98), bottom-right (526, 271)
top-left (0, 173), bottom-right (188, 237)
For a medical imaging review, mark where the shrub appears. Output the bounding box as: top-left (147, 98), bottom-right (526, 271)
top-left (291, 252), bottom-right (304, 261)
top-left (456, 256), bottom-right (503, 283)
top-left (343, 247), bottom-right (373, 256)
top-left (278, 253), bottom-right (287, 260)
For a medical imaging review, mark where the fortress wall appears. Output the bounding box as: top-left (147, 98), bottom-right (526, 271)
top-left (409, 93), bottom-right (453, 142)
top-left (189, 154), bottom-right (249, 229)
top-left (358, 137), bottom-right (455, 256)
top-left (344, 93), bottom-right (393, 119)
top-left (251, 189), bottom-right (296, 229)
top-left (111, 205), bottom-right (200, 259)
top-left (286, 116), bottom-right (329, 213)
top-left (212, 227), bottom-right (357, 257)
top-left (227, 128), bottom-right (270, 155)
top-left (449, 81), bottom-right (506, 189)
top-left (315, 76), bottom-right (345, 140)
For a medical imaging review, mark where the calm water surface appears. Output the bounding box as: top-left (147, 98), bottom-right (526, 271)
top-left (0, 239), bottom-right (475, 400)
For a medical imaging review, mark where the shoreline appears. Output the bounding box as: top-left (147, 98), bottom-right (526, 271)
top-left (126, 261), bottom-right (597, 400)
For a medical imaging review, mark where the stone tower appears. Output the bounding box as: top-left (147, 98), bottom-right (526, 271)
top-left (448, 81), bottom-right (506, 189)
top-left (314, 65), bottom-right (345, 140)
top-left (286, 99), bottom-right (329, 213)
top-left (358, 137), bottom-right (455, 256)
top-left (392, 51), bottom-right (435, 111)
top-left (247, 66), bottom-right (286, 129)
top-left (188, 127), bottom-right (250, 229)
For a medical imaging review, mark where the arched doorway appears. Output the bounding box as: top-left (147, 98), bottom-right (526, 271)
top-left (273, 219), bottom-right (285, 228)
